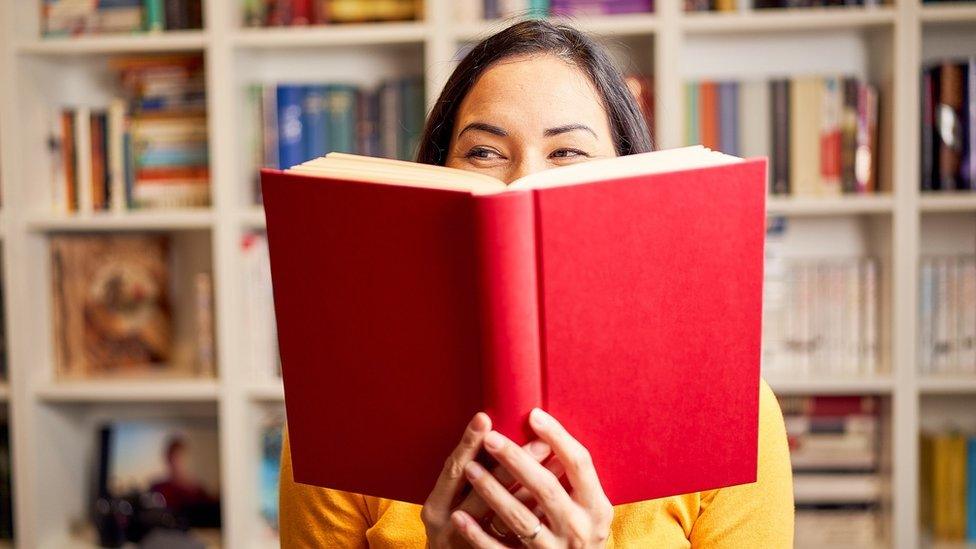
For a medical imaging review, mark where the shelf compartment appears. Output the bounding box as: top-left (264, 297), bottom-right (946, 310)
top-left (682, 5), bottom-right (895, 34)
top-left (26, 210), bottom-right (214, 232)
top-left (35, 379), bottom-right (220, 402)
top-left (233, 21), bottom-right (428, 48)
top-left (16, 30), bottom-right (208, 55)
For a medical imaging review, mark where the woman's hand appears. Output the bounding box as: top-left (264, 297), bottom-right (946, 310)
top-left (450, 408), bottom-right (613, 548)
top-left (422, 412), bottom-right (554, 548)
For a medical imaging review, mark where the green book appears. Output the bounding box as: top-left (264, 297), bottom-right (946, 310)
top-left (144, 0), bottom-right (165, 31)
top-left (685, 82), bottom-right (699, 145)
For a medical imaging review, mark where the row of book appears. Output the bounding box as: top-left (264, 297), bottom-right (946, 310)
top-left (782, 396), bottom-right (882, 549)
top-left (921, 58), bottom-right (975, 192)
top-left (455, 0), bottom-right (653, 20)
top-left (50, 234), bottom-right (215, 380)
top-left (246, 78), bottom-right (424, 203)
top-left (242, 0), bottom-right (420, 26)
top-left (49, 54), bottom-right (210, 213)
top-left (920, 430), bottom-right (976, 542)
top-left (919, 256), bottom-right (976, 377)
top-left (43, 0), bottom-right (203, 37)
top-left (685, 0), bottom-right (883, 10)
top-left (685, 75), bottom-right (881, 197)
top-left (761, 254), bottom-right (880, 379)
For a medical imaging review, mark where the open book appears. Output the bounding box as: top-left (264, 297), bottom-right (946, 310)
top-left (262, 145), bottom-right (767, 506)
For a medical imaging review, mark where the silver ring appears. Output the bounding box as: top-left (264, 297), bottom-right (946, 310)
top-left (516, 521), bottom-right (543, 543)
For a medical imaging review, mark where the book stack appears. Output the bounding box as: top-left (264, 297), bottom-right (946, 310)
top-left (685, 76), bottom-right (880, 197)
top-left (921, 58), bottom-right (975, 192)
top-left (685, 0), bottom-right (883, 9)
top-left (242, 0), bottom-right (420, 26)
top-left (42, 0), bottom-right (204, 37)
top-left (762, 220), bottom-right (879, 379)
top-left (920, 430), bottom-right (976, 543)
top-left (241, 232), bottom-right (280, 379)
top-left (918, 256), bottom-right (976, 377)
top-left (781, 395), bottom-right (882, 549)
top-left (455, 0), bottom-right (653, 20)
top-left (48, 54), bottom-right (210, 213)
top-left (246, 77), bottom-right (424, 203)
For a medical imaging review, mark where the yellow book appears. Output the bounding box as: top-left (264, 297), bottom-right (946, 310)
top-left (790, 76), bottom-right (823, 197)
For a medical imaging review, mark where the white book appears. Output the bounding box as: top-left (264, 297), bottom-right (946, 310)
top-left (793, 473), bottom-right (881, 504)
top-left (107, 99), bottom-right (127, 213)
top-left (919, 258), bottom-right (934, 375)
top-left (243, 233), bottom-right (280, 379)
top-left (861, 258), bottom-right (878, 375)
top-left (846, 261), bottom-right (862, 375)
top-left (454, 0), bottom-right (483, 22)
top-left (498, 0), bottom-right (528, 18)
top-left (960, 258), bottom-right (976, 374)
top-left (74, 107), bottom-right (94, 214)
top-left (934, 258), bottom-right (948, 374)
top-left (946, 257), bottom-right (960, 374)
top-left (738, 80), bottom-right (771, 194)
top-left (48, 110), bottom-right (67, 212)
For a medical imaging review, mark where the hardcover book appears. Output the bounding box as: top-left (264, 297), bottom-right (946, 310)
top-left (262, 145), bottom-right (767, 505)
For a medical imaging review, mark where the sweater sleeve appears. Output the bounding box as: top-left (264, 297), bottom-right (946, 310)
top-left (689, 378), bottom-right (795, 548)
top-left (279, 427), bottom-right (371, 548)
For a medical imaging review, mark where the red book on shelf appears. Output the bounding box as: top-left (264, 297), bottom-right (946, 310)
top-left (262, 146), bottom-right (767, 506)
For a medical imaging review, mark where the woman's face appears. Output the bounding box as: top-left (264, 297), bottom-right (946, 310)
top-left (445, 54), bottom-right (617, 184)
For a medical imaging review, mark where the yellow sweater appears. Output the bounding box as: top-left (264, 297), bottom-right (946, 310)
top-left (279, 379), bottom-right (794, 548)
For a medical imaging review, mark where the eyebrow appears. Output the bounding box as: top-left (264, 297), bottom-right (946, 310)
top-left (456, 122), bottom-right (598, 139)
top-left (543, 123), bottom-right (597, 139)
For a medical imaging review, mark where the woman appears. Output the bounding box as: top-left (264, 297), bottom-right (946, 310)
top-left (279, 19), bottom-right (794, 548)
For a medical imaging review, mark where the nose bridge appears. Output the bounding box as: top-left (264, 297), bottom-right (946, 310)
top-left (507, 151), bottom-right (546, 183)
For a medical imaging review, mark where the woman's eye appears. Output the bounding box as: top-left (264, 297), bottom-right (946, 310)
top-left (550, 148), bottom-right (588, 159)
top-left (464, 147), bottom-right (502, 160)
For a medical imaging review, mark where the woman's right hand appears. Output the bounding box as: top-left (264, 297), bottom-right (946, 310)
top-left (422, 413), bottom-right (552, 548)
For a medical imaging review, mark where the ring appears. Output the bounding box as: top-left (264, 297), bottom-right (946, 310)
top-left (516, 521), bottom-right (543, 543)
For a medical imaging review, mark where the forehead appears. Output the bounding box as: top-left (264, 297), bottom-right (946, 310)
top-left (455, 54), bottom-right (609, 131)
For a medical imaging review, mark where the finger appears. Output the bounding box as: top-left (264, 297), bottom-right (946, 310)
top-left (482, 430), bottom-right (576, 529)
top-left (488, 454), bottom-right (564, 536)
top-left (450, 510), bottom-right (509, 549)
top-left (457, 439), bottom-right (551, 518)
top-left (528, 408), bottom-right (607, 510)
top-left (464, 461), bottom-right (557, 548)
top-left (424, 413), bottom-right (491, 515)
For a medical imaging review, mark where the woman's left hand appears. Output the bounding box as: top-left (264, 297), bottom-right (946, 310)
top-left (449, 408), bottom-right (614, 548)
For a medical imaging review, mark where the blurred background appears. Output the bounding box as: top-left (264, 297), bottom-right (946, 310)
top-left (0, 0), bottom-right (974, 547)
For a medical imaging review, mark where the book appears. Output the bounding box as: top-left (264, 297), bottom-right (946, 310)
top-left (262, 144), bottom-right (766, 505)
top-left (50, 234), bottom-right (173, 379)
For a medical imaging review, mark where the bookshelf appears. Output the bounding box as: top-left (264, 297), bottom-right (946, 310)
top-left (0, 0), bottom-right (974, 547)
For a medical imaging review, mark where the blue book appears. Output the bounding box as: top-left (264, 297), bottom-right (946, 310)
top-left (968, 437), bottom-right (976, 541)
top-left (718, 81), bottom-right (738, 157)
top-left (276, 85), bottom-right (306, 170)
top-left (303, 85), bottom-right (330, 161)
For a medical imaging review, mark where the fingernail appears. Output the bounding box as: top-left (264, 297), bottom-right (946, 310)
top-left (470, 413), bottom-right (489, 432)
top-left (484, 431), bottom-right (505, 451)
top-left (530, 408), bottom-right (551, 429)
top-left (528, 440), bottom-right (550, 458)
top-left (464, 461), bottom-right (484, 480)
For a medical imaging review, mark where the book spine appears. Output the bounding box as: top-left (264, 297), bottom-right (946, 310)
top-left (921, 68), bottom-right (935, 191)
top-left (144, 0), bottom-right (165, 31)
top-left (75, 108), bottom-right (94, 214)
top-left (108, 99), bottom-right (127, 213)
top-left (473, 192), bottom-right (543, 445)
top-left (276, 85), bottom-right (306, 170)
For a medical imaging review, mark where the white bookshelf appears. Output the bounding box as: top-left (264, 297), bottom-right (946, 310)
top-left (0, 1), bottom-right (974, 548)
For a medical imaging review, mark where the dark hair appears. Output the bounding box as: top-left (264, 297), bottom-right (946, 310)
top-left (415, 19), bottom-right (654, 165)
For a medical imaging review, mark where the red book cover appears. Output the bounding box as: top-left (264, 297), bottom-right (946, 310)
top-left (262, 154), bottom-right (766, 505)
